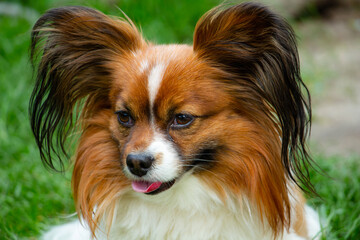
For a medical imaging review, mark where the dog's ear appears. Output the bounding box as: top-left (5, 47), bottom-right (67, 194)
top-left (194, 3), bottom-right (313, 191)
top-left (30, 6), bottom-right (143, 171)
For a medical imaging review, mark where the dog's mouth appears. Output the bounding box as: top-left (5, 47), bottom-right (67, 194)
top-left (131, 179), bottom-right (176, 195)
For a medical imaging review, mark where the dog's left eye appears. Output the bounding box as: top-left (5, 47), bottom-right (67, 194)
top-left (171, 114), bottom-right (194, 128)
top-left (115, 111), bottom-right (134, 127)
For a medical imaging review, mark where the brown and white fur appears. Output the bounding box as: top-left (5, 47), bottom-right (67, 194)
top-left (30, 3), bottom-right (320, 240)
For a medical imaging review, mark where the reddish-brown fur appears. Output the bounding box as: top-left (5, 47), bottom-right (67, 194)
top-left (74, 45), bottom-right (290, 236)
top-left (30, 3), bottom-right (313, 239)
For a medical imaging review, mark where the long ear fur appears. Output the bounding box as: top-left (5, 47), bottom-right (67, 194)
top-left (194, 3), bottom-right (313, 193)
top-left (30, 6), bottom-right (143, 171)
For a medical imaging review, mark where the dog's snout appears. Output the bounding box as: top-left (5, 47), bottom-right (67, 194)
top-left (126, 153), bottom-right (155, 177)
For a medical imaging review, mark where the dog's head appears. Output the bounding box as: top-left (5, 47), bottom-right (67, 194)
top-left (30, 3), bottom-right (312, 236)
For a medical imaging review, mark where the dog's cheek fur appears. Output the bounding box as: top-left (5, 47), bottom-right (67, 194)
top-left (197, 116), bottom-right (288, 234)
top-left (72, 110), bottom-right (129, 237)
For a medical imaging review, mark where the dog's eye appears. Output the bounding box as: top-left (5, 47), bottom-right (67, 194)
top-left (115, 111), bottom-right (134, 127)
top-left (171, 114), bottom-right (194, 128)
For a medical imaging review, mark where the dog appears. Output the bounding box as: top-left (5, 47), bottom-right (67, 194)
top-left (30, 3), bottom-right (320, 239)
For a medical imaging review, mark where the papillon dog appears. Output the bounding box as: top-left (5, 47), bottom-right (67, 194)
top-left (30, 2), bottom-right (320, 240)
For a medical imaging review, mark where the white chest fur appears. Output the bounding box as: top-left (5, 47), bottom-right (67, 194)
top-left (43, 175), bottom-right (318, 240)
top-left (96, 175), bottom-right (304, 240)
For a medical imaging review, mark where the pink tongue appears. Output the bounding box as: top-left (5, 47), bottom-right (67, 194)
top-left (131, 181), bottom-right (162, 193)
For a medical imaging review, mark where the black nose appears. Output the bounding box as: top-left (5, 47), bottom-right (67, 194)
top-left (126, 153), bottom-right (155, 177)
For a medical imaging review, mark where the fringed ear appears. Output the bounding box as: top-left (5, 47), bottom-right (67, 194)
top-left (30, 6), bottom-right (143, 171)
top-left (194, 3), bottom-right (313, 192)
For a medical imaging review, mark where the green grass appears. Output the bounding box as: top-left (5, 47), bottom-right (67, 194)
top-left (0, 9), bottom-right (74, 239)
top-left (307, 155), bottom-right (360, 240)
top-left (0, 0), bottom-right (359, 239)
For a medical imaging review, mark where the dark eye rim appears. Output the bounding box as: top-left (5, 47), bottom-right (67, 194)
top-left (171, 113), bottom-right (195, 129)
top-left (115, 110), bottom-right (134, 127)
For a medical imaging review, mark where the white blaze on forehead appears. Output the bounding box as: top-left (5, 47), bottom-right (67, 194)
top-left (147, 63), bottom-right (166, 110)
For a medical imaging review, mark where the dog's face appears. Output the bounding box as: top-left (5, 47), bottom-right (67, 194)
top-left (30, 3), bottom-right (313, 237)
top-left (108, 45), bottom-right (232, 194)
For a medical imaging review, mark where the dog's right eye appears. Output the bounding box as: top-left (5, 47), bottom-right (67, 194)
top-left (115, 111), bottom-right (134, 127)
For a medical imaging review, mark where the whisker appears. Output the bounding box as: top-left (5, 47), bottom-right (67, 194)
top-left (186, 152), bottom-right (215, 156)
top-left (184, 158), bottom-right (215, 163)
top-left (181, 164), bottom-right (218, 177)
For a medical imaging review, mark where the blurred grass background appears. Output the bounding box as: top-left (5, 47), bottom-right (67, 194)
top-left (0, 0), bottom-right (359, 239)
